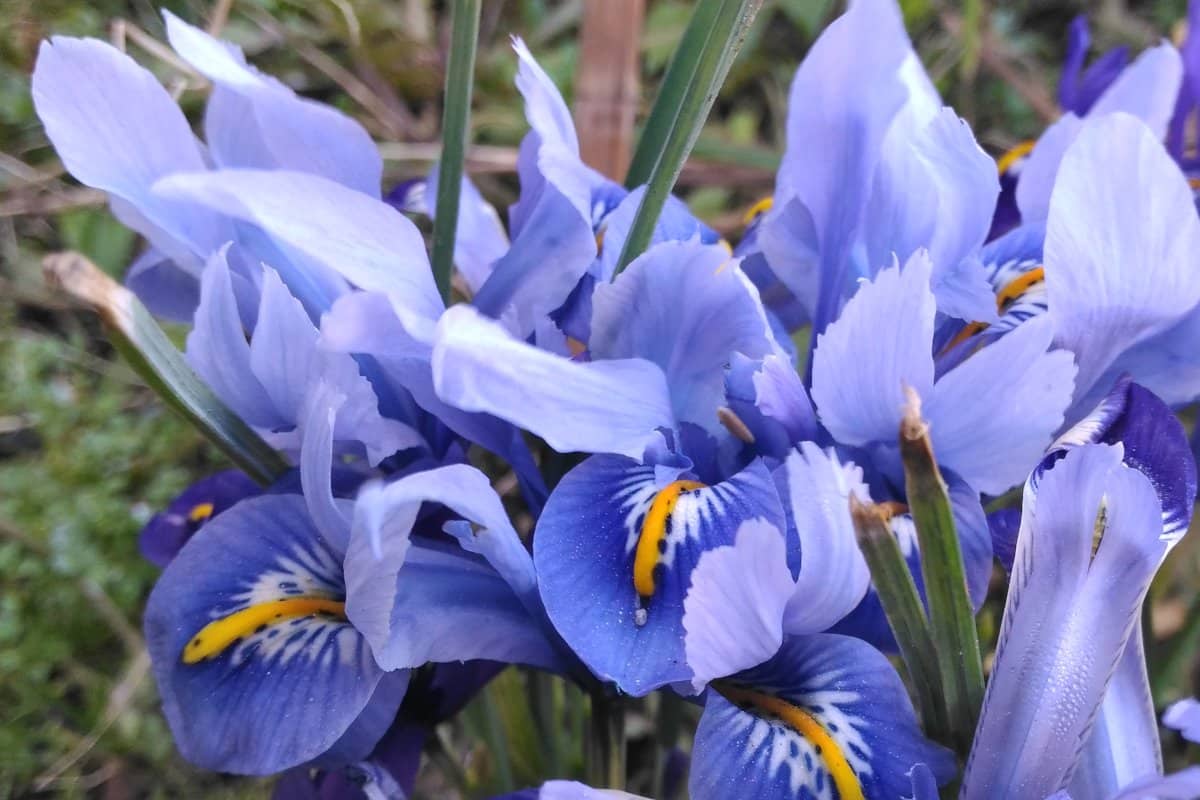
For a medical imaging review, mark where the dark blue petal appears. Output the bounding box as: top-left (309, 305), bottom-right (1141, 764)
top-left (145, 495), bottom-right (389, 775)
top-left (139, 470), bottom-right (260, 568)
top-left (689, 634), bottom-right (955, 800)
top-left (534, 455), bottom-right (784, 695)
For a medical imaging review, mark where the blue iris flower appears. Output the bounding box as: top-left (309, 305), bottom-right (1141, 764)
top-left (145, 449), bottom-right (566, 776)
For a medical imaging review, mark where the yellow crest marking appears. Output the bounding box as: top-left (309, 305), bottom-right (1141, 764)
top-left (719, 685), bottom-right (866, 800)
top-left (182, 597), bottom-right (347, 664)
top-left (742, 195), bottom-right (775, 226)
top-left (633, 480), bottom-right (706, 598)
top-left (940, 266), bottom-right (1046, 354)
top-left (996, 140), bottom-right (1035, 175)
top-left (187, 502), bottom-right (215, 523)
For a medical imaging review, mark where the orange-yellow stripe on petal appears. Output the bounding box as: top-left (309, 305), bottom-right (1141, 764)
top-left (182, 597), bottom-right (346, 664)
top-left (996, 140), bottom-right (1035, 175)
top-left (718, 684), bottom-right (866, 800)
top-left (633, 480), bottom-right (706, 598)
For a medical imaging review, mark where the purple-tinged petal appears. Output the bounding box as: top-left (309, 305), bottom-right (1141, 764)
top-left (1019, 44), bottom-right (1183, 223)
top-left (683, 518), bottom-right (794, 692)
top-left (470, 162), bottom-right (596, 339)
top-left (778, 443), bottom-right (871, 635)
top-left (139, 470), bottom-right (260, 568)
top-left (124, 249), bottom-right (200, 323)
top-left (163, 11), bottom-right (381, 196)
top-left (906, 764), bottom-right (942, 800)
top-left (1044, 113), bottom-right (1200, 413)
top-left (963, 444), bottom-right (1167, 799)
top-left (590, 242), bottom-right (777, 436)
top-left (534, 456), bottom-right (784, 695)
top-left (431, 304), bottom-right (674, 458)
top-left (811, 251), bottom-right (935, 449)
top-left (926, 316), bottom-right (1077, 495)
top-left (1059, 16), bottom-right (1131, 116)
top-left (594, 187), bottom-right (721, 281)
top-left (690, 634), bottom-right (956, 800)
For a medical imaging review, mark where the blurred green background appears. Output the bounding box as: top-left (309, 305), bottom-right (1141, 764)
top-left (1, 0), bottom-right (1197, 797)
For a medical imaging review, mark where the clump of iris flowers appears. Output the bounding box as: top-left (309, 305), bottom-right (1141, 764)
top-left (27, 1), bottom-right (1200, 798)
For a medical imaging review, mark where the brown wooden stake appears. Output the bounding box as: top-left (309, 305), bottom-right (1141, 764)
top-left (574, 0), bottom-right (646, 181)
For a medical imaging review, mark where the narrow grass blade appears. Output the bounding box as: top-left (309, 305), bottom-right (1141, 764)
top-left (586, 690), bottom-right (626, 790)
top-left (851, 496), bottom-right (949, 744)
top-left (43, 252), bottom-right (288, 486)
top-left (624, 1), bottom-right (724, 188)
top-left (430, 0), bottom-right (482, 304)
top-left (614, 0), bottom-right (764, 275)
top-left (900, 389), bottom-right (986, 757)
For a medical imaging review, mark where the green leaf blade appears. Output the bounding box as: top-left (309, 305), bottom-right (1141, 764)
top-left (431, 0), bottom-right (483, 304)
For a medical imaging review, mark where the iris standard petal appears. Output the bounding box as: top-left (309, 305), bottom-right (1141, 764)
top-left (593, 187), bottom-right (721, 281)
top-left (590, 242), bottom-right (777, 435)
top-left (963, 444), bottom-right (1167, 799)
top-left (163, 11), bottom-right (381, 196)
top-left (511, 37), bottom-right (580, 157)
top-left (534, 455), bottom-right (784, 695)
top-left (811, 251), bottom-right (935, 449)
top-left (425, 166), bottom-right (509, 294)
top-left (925, 316), bottom-right (1077, 495)
top-left (31, 36), bottom-right (230, 266)
top-left (144, 494), bottom-right (391, 775)
top-left (1044, 113), bottom-right (1200, 413)
top-left (155, 169), bottom-right (442, 320)
top-left (778, 443), bottom-right (871, 635)
top-left (683, 518), bottom-right (795, 692)
top-left (762, 0), bottom-right (912, 335)
top-left (124, 248), bottom-right (201, 323)
top-left (344, 466), bottom-right (560, 673)
top-left (431, 304), bottom-right (674, 459)
top-left (186, 247), bottom-right (282, 429)
top-left (689, 634), bottom-right (955, 800)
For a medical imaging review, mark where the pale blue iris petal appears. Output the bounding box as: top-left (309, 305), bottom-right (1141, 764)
top-left (534, 456), bottom-right (784, 695)
top-left (186, 247), bottom-right (281, 429)
top-left (963, 444), bottom-right (1166, 799)
top-left (1069, 627), bottom-right (1162, 800)
top-left (779, 443), bottom-right (871, 635)
top-left (763, 0), bottom-right (912, 335)
top-left (144, 495), bottom-right (385, 775)
top-left (925, 316), bottom-right (1077, 496)
top-left (1165, 698), bottom-right (1200, 743)
top-left (683, 519), bottom-right (794, 693)
top-left (1110, 768), bottom-right (1200, 800)
top-left (470, 166), bottom-right (597, 339)
top-left (163, 11), bottom-right (381, 196)
top-left (512, 37), bottom-right (580, 157)
top-left (1045, 114), bottom-right (1200, 416)
top-left (425, 166), bottom-right (508, 294)
top-left (345, 473), bottom-right (560, 673)
top-left (689, 634), bottom-right (955, 800)
top-left (299, 380), bottom-right (352, 552)
top-left (31, 36), bottom-right (231, 266)
top-left (590, 242), bottom-right (776, 436)
top-left (753, 354), bottom-right (820, 445)
top-left (251, 268), bottom-right (320, 419)
top-left (811, 251), bottom-right (935, 448)
top-left (154, 169), bottom-right (442, 320)
top-left (432, 304), bottom-right (674, 458)
top-left (594, 187), bottom-right (719, 281)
